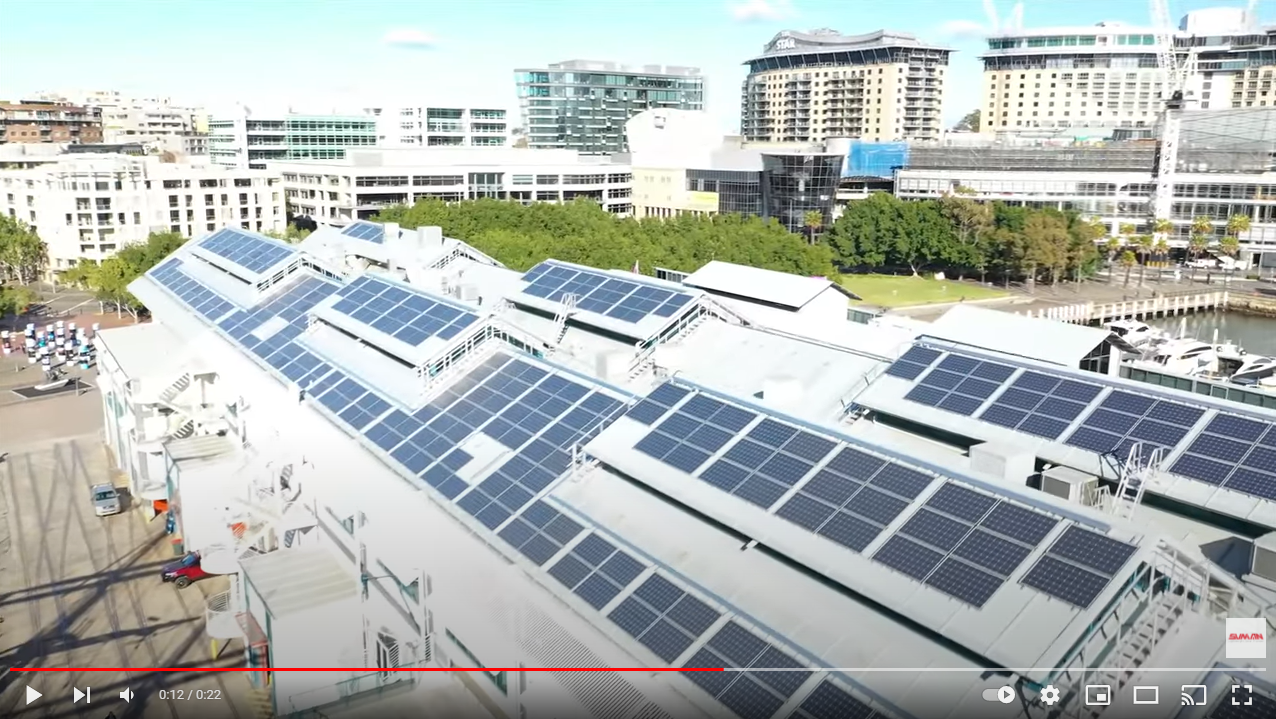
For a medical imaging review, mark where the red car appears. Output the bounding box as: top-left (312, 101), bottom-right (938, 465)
top-left (161, 552), bottom-right (211, 588)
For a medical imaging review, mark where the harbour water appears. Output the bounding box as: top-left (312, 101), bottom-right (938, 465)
top-left (1148, 311), bottom-right (1276, 356)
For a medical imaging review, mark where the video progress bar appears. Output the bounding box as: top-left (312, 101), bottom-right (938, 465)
top-left (13, 667), bottom-right (1260, 673)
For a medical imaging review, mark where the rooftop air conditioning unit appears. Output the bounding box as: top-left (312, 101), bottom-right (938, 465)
top-left (1040, 465), bottom-right (1101, 506)
top-left (1251, 532), bottom-right (1276, 584)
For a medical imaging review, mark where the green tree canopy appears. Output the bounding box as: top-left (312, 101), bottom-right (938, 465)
top-left (0, 215), bottom-right (48, 284)
top-left (64, 231), bottom-right (188, 319)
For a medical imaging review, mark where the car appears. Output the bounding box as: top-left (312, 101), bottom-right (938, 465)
top-left (161, 552), bottom-right (211, 588)
top-left (91, 483), bottom-right (121, 517)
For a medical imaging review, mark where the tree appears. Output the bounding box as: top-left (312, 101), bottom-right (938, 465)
top-left (1222, 214), bottom-right (1249, 282)
top-left (265, 224), bottom-right (313, 243)
top-left (0, 215), bottom-right (48, 284)
top-left (1104, 236), bottom-right (1122, 284)
top-left (1151, 217), bottom-right (1174, 269)
top-left (938, 187), bottom-right (993, 280)
top-left (1021, 213), bottom-right (1069, 289)
top-left (1152, 237), bottom-right (1169, 282)
top-left (802, 210), bottom-right (824, 246)
top-left (1119, 249), bottom-right (1137, 287)
top-left (67, 231), bottom-right (188, 319)
top-left (1133, 234), bottom-right (1153, 288)
top-left (1188, 215), bottom-right (1212, 282)
top-left (59, 259), bottom-right (100, 289)
top-left (0, 284), bottom-right (37, 317)
top-left (954, 109), bottom-right (981, 132)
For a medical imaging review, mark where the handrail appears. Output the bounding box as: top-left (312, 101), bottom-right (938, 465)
top-left (283, 658), bottom-right (429, 717)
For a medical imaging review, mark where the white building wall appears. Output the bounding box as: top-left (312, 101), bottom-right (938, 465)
top-left (269, 599), bottom-right (365, 713)
top-left (0, 156), bottom-right (285, 269)
top-left (368, 106), bottom-right (511, 148)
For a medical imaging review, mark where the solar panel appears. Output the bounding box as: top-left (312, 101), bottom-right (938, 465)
top-left (792, 680), bottom-right (884, 719)
top-left (331, 275), bottom-right (478, 346)
top-left (1171, 412), bottom-right (1276, 501)
top-left (1206, 686), bottom-right (1276, 719)
top-left (607, 574), bottom-right (721, 662)
top-left (548, 533), bottom-right (647, 609)
top-left (339, 221), bottom-right (386, 244)
top-left (625, 382), bottom-right (691, 425)
top-left (884, 346), bottom-right (943, 380)
top-left (497, 501), bottom-right (585, 566)
top-left (905, 351), bottom-right (1016, 417)
top-left (977, 369), bottom-right (1104, 441)
top-left (678, 621), bottom-right (812, 719)
top-left (521, 260), bottom-right (696, 324)
top-left (151, 259), bottom-right (238, 322)
top-left (1065, 391), bottom-right (1204, 458)
top-left (869, 482), bottom-right (1061, 607)
top-left (198, 227), bottom-right (296, 275)
top-left (1020, 526), bottom-right (1137, 608)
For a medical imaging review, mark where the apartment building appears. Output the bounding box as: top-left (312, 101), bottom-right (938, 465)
top-left (271, 147), bottom-right (632, 224)
top-left (739, 29), bottom-right (951, 144)
top-left (209, 106), bottom-right (377, 170)
top-left (515, 60), bottom-right (705, 154)
top-left (979, 8), bottom-right (1276, 134)
top-left (36, 90), bottom-right (207, 153)
top-left (0, 100), bottom-right (103, 144)
top-left (0, 155), bottom-right (283, 269)
top-left (364, 106), bottom-right (510, 147)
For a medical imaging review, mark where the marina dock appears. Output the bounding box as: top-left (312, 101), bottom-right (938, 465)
top-left (1018, 289), bottom-right (1276, 325)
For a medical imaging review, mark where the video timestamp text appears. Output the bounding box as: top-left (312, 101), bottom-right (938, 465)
top-left (157, 689), bottom-right (223, 700)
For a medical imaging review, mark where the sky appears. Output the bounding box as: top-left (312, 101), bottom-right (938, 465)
top-left (0, 0), bottom-right (1266, 133)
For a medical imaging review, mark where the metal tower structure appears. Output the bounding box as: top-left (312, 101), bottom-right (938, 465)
top-left (1149, 0), bottom-right (1199, 229)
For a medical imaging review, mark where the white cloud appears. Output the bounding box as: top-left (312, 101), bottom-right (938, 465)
top-left (382, 28), bottom-right (436, 50)
top-left (728, 0), bottom-right (796, 23)
top-left (938, 19), bottom-right (991, 41)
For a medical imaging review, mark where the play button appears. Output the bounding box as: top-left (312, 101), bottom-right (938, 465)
top-left (25, 686), bottom-right (41, 705)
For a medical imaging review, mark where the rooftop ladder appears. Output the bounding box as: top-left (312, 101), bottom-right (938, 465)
top-left (1111, 442), bottom-right (1162, 522)
top-left (550, 293), bottom-right (578, 351)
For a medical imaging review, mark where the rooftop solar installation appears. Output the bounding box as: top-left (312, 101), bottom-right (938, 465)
top-left (340, 221), bottom-right (386, 244)
top-left (520, 261), bottom-right (695, 324)
top-left (330, 275), bottom-right (479, 347)
top-left (1020, 526), bottom-right (1138, 608)
top-left (679, 620), bottom-right (812, 718)
top-left (198, 227), bottom-right (296, 275)
top-left (150, 258), bottom-right (237, 322)
top-left (876, 341), bottom-right (1276, 510)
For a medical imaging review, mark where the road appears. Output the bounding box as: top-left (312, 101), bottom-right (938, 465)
top-left (0, 392), bottom-right (256, 719)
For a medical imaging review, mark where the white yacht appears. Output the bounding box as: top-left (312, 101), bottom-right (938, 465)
top-left (1134, 338), bottom-right (1220, 376)
top-left (1105, 319), bottom-right (1165, 348)
top-left (1231, 355), bottom-right (1276, 390)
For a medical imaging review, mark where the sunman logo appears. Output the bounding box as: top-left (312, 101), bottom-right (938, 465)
top-left (1226, 618), bottom-right (1267, 660)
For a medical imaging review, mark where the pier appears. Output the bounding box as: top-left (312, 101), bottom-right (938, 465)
top-left (1016, 290), bottom-right (1276, 325)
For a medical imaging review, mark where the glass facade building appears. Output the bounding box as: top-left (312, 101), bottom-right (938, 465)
top-left (209, 113), bottom-right (378, 170)
top-left (516, 60), bottom-right (705, 155)
top-left (679, 153), bottom-right (842, 234)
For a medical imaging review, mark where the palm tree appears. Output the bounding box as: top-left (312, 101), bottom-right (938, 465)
top-left (802, 210), bottom-right (824, 246)
top-left (1104, 236), bottom-right (1122, 284)
top-left (1134, 234), bottom-right (1154, 288)
top-left (1151, 217), bottom-right (1174, 261)
top-left (1153, 237), bottom-right (1169, 282)
top-left (1223, 214), bottom-right (1250, 282)
top-left (1119, 249), bottom-right (1137, 288)
top-left (1187, 229), bottom-right (1210, 283)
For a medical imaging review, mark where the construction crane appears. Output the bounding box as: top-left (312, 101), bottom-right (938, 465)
top-left (1149, 0), bottom-right (1199, 233)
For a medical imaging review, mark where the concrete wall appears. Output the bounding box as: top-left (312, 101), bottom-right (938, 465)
top-left (270, 597), bottom-right (364, 713)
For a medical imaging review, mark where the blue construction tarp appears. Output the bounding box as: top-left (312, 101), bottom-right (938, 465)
top-left (845, 142), bottom-right (909, 178)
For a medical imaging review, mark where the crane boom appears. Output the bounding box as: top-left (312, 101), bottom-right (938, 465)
top-left (1150, 0), bottom-right (1190, 229)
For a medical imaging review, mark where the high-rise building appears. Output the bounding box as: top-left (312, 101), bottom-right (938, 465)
top-left (363, 105), bottom-right (510, 147)
top-left (979, 8), bottom-right (1276, 135)
top-left (208, 106), bottom-right (378, 170)
top-left (0, 100), bottom-right (103, 145)
top-left (0, 154), bottom-right (283, 270)
top-left (739, 29), bottom-right (952, 144)
top-left (515, 60), bottom-right (705, 154)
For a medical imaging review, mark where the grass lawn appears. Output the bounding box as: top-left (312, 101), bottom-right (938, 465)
top-left (840, 273), bottom-right (1009, 308)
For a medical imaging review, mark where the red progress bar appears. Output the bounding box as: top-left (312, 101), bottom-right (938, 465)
top-left (13, 667), bottom-right (723, 673)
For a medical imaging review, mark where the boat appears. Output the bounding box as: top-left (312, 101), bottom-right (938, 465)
top-left (1231, 355), bottom-right (1276, 389)
top-left (1105, 319), bottom-right (1166, 348)
top-left (1132, 338), bottom-right (1220, 376)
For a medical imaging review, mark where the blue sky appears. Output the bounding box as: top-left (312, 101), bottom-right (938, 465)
top-left (0, 0), bottom-right (1264, 132)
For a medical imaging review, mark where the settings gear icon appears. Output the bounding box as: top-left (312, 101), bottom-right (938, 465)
top-left (1040, 685), bottom-right (1062, 706)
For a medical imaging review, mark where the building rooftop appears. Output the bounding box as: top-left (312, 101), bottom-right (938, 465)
top-left (128, 220), bottom-right (1271, 719)
top-left (521, 60), bottom-right (703, 77)
top-left (96, 322), bottom-right (191, 379)
top-left (683, 261), bottom-right (858, 310)
top-left (750, 29), bottom-right (951, 62)
top-left (241, 547), bottom-right (359, 619)
top-left (922, 304), bottom-right (1119, 367)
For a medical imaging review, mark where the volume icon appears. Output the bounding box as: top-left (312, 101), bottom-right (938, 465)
top-left (120, 688), bottom-right (134, 703)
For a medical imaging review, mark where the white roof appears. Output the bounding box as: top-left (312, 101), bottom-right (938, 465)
top-left (241, 548), bottom-right (359, 619)
top-left (924, 304), bottom-right (1111, 366)
top-left (96, 322), bottom-right (190, 379)
top-left (683, 260), bottom-right (850, 310)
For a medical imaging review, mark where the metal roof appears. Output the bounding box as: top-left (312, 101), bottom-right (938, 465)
top-left (923, 305), bottom-right (1114, 367)
top-left (241, 547), bottom-right (359, 619)
top-left (96, 322), bottom-right (190, 379)
top-left (163, 434), bottom-right (238, 463)
top-left (682, 261), bottom-right (857, 309)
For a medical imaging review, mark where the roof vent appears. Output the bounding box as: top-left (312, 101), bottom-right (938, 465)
top-left (594, 351), bottom-right (629, 383)
top-left (1039, 465), bottom-right (1102, 507)
top-left (1251, 532), bottom-right (1276, 584)
top-left (758, 376), bottom-right (804, 409)
top-left (383, 222), bottom-right (400, 241)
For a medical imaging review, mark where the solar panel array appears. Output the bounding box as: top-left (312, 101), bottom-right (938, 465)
top-left (549, 533), bottom-right (647, 610)
top-left (680, 621), bottom-right (813, 719)
top-left (884, 343), bottom-right (1276, 505)
top-left (903, 353), bottom-right (1017, 417)
top-left (521, 261), bottom-right (695, 324)
top-left (792, 680), bottom-right (891, 719)
top-left (151, 258), bottom-right (237, 321)
top-left (330, 275), bottom-right (478, 347)
top-left (979, 371), bottom-right (1104, 440)
top-left (198, 227), bottom-right (296, 275)
top-left (340, 221), bottom-right (386, 244)
top-left (624, 382), bottom-right (1145, 613)
top-left (1170, 413), bottom-right (1276, 501)
top-left (1064, 390), bottom-right (1206, 458)
top-left (609, 573), bottom-right (724, 663)
top-left (870, 483), bottom-right (1061, 607)
top-left (219, 275), bottom-right (336, 364)
top-left (1020, 526), bottom-right (1138, 609)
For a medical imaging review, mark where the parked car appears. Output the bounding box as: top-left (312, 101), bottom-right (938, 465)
top-left (91, 484), bottom-right (121, 517)
top-left (161, 552), bottom-right (211, 588)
